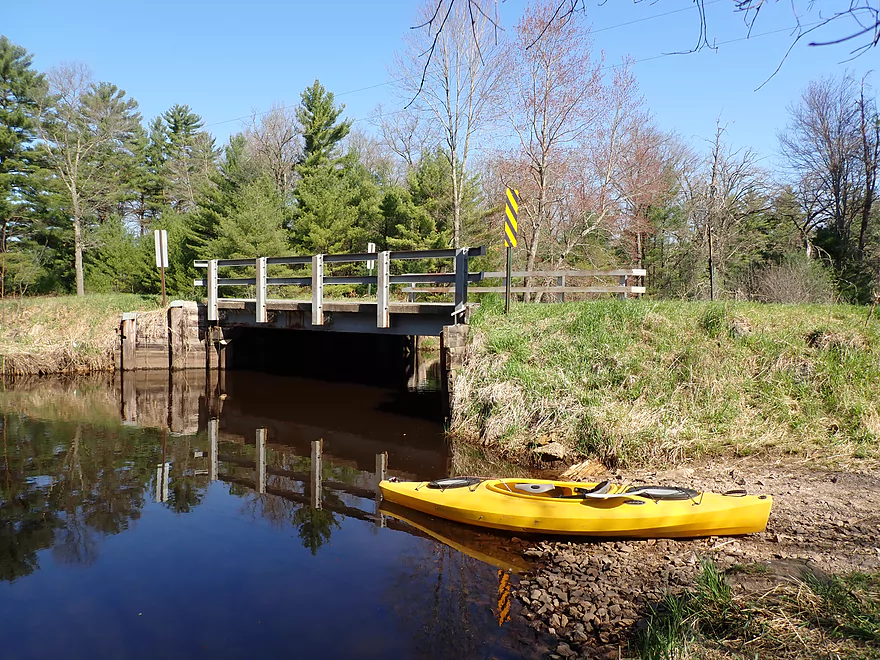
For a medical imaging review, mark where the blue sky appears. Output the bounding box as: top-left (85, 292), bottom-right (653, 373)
top-left (4, 0), bottom-right (876, 171)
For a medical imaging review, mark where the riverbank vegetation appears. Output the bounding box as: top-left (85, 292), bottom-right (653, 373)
top-left (0, 294), bottom-right (160, 375)
top-left (453, 298), bottom-right (880, 467)
top-left (635, 559), bottom-right (880, 660)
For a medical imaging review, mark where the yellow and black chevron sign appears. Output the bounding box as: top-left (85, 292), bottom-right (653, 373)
top-left (497, 569), bottom-right (511, 626)
top-left (504, 188), bottom-right (519, 248)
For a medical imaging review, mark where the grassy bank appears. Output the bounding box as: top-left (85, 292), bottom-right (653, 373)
top-left (635, 560), bottom-right (880, 659)
top-left (0, 294), bottom-right (162, 375)
top-left (451, 297), bottom-right (880, 467)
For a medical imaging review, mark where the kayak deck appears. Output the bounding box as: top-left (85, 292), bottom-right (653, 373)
top-left (379, 477), bottom-right (772, 538)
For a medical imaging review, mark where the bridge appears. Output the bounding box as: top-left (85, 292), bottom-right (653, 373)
top-left (118, 247), bottom-right (646, 407)
top-left (193, 246), bottom-right (487, 336)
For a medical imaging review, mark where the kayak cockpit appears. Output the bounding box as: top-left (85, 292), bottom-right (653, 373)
top-left (487, 479), bottom-right (702, 502)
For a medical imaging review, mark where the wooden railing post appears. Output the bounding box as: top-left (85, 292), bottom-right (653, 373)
top-left (377, 251), bottom-right (390, 328)
top-left (558, 275), bottom-right (565, 303)
top-left (255, 257), bottom-right (267, 323)
top-left (618, 275), bottom-right (627, 300)
top-left (312, 254), bottom-right (324, 326)
top-left (453, 247), bottom-right (468, 319)
top-left (207, 259), bottom-right (218, 321)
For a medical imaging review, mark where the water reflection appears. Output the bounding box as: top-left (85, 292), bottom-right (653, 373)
top-left (0, 370), bottom-right (544, 659)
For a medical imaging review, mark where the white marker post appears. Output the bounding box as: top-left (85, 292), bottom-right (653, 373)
top-left (154, 229), bottom-right (169, 307)
top-left (366, 241), bottom-right (376, 297)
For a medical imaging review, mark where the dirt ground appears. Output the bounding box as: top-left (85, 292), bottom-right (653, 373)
top-left (509, 457), bottom-right (880, 658)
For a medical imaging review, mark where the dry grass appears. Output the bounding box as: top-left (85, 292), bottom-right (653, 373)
top-left (452, 298), bottom-right (880, 467)
top-left (0, 294), bottom-right (161, 375)
top-left (633, 562), bottom-right (880, 659)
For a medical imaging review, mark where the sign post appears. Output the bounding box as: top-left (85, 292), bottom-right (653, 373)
top-left (504, 188), bottom-right (519, 315)
top-left (154, 229), bottom-right (169, 307)
top-left (366, 241), bottom-right (376, 297)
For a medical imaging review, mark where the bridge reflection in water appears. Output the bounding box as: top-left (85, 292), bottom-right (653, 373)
top-left (0, 369), bottom-right (550, 659)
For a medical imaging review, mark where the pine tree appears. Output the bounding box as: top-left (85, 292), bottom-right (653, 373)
top-left (152, 104), bottom-right (216, 211)
top-left (0, 37), bottom-right (46, 295)
top-left (291, 81), bottom-right (379, 254)
top-left (296, 80), bottom-right (351, 168)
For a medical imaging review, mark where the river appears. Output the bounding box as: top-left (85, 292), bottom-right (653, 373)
top-left (0, 368), bottom-right (549, 659)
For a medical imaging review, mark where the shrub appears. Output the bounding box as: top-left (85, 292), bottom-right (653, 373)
top-left (754, 255), bottom-right (834, 304)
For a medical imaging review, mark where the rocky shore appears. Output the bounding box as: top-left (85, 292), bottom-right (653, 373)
top-left (506, 458), bottom-right (880, 658)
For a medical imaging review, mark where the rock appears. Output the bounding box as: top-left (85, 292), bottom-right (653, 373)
top-left (556, 642), bottom-right (576, 657)
top-left (534, 441), bottom-right (567, 460)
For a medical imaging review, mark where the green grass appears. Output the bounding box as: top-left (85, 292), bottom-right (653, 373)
top-left (451, 296), bottom-right (880, 466)
top-left (633, 562), bottom-right (880, 659)
top-left (0, 294), bottom-right (162, 374)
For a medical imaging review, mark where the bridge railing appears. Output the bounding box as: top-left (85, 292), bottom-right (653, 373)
top-left (194, 246), bottom-right (486, 328)
top-left (401, 268), bottom-right (647, 301)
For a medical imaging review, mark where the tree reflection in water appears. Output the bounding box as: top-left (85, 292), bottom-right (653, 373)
top-left (0, 414), bottom-right (186, 581)
top-left (229, 443), bottom-right (358, 556)
top-left (387, 539), bottom-right (505, 659)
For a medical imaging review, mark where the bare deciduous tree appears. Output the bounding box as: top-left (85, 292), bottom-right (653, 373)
top-left (779, 73), bottom-right (872, 268)
top-left (685, 122), bottom-right (768, 297)
top-left (244, 103), bottom-right (300, 197)
top-left (414, 1), bottom-right (878, 93)
top-left (496, 2), bottom-right (605, 297)
top-left (374, 104), bottom-right (435, 176)
top-left (393, 0), bottom-right (503, 248)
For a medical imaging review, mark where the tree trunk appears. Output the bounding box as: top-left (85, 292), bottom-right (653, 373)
top-left (450, 147), bottom-right (461, 249)
top-left (72, 197), bottom-right (85, 296)
top-left (857, 89), bottom-right (878, 259)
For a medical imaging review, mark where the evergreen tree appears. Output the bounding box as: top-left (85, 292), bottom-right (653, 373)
top-left (152, 104), bottom-right (216, 211)
top-left (189, 134), bottom-right (261, 260)
top-left (0, 37), bottom-right (46, 296)
top-left (84, 216), bottom-right (150, 293)
top-left (207, 176), bottom-right (289, 259)
top-left (291, 81), bottom-right (380, 254)
top-left (296, 79), bottom-right (351, 168)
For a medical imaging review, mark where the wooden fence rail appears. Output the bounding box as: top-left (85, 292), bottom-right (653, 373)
top-left (402, 268), bottom-right (647, 302)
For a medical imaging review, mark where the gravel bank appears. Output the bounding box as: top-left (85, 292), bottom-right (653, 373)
top-left (509, 458), bottom-right (880, 658)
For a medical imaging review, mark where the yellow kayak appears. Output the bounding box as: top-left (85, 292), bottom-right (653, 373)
top-left (379, 477), bottom-right (772, 538)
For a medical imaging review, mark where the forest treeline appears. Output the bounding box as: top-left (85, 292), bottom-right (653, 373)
top-left (1, 1), bottom-right (878, 304)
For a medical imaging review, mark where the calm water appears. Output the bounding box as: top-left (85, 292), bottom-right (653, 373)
top-left (0, 369), bottom-right (543, 659)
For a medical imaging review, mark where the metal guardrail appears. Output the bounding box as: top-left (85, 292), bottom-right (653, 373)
top-left (402, 268), bottom-right (647, 301)
top-left (194, 246), bottom-right (486, 328)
